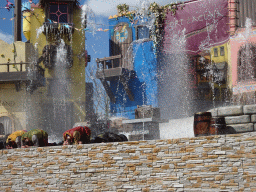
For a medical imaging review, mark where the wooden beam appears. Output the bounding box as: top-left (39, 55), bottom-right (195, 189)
top-left (96, 55), bottom-right (121, 63)
top-left (120, 75), bottom-right (134, 101)
top-left (96, 68), bottom-right (123, 79)
top-left (0, 71), bottom-right (32, 81)
top-left (14, 0), bottom-right (22, 41)
top-left (99, 78), bottom-right (116, 103)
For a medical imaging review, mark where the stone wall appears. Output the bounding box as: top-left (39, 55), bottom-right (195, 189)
top-left (210, 104), bottom-right (256, 133)
top-left (1, 132), bottom-right (256, 191)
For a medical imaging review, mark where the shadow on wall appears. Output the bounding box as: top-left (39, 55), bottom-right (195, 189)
top-left (219, 126), bottom-right (237, 135)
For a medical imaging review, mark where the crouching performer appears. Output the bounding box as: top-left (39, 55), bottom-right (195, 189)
top-left (91, 132), bottom-right (128, 143)
top-left (21, 129), bottom-right (48, 148)
top-left (6, 130), bottom-right (27, 149)
top-left (63, 126), bottom-right (91, 145)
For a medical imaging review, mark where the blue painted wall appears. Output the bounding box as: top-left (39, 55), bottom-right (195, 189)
top-left (108, 17), bottom-right (158, 119)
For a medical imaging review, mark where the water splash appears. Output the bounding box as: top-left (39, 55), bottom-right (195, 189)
top-left (24, 43), bottom-right (41, 131)
top-left (238, 18), bottom-right (255, 82)
top-left (244, 18), bottom-right (253, 40)
top-left (233, 18), bottom-right (256, 104)
top-left (81, 4), bottom-right (96, 35)
top-left (158, 28), bottom-right (193, 119)
top-left (134, 0), bottom-right (156, 30)
top-left (46, 39), bottom-right (72, 141)
top-left (36, 25), bottom-right (44, 39)
top-left (236, 18), bottom-right (254, 41)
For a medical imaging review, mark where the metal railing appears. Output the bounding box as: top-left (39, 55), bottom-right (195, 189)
top-left (0, 62), bottom-right (30, 72)
top-left (0, 62), bottom-right (45, 76)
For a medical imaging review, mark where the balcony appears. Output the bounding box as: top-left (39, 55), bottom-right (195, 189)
top-left (0, 62), bottom-right (45, 91)
top-left (96, 55), bottom-right (134, 103)
top-left (43, 22), bottom-right (74, 35)
top-left (96, 55), bottom-right (124, 80)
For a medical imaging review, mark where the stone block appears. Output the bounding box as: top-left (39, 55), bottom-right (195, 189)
top-left (217, 106), bottom-right (243, 116)
top-left (225, 115), bottom-right (250, 124)
top-left (207, 108), bottom-right (218, 117)
top-left (173, 184), bottom-right (184, 188)
top-left (244, 104), bottom-right (256, 114)
top-left (251, 115), bottom-right (256, 123)
top-left (228, 123), bottom-right (254, 133)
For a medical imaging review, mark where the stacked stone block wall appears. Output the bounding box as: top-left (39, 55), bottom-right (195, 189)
top-left (210, 104), bottom-right (256, 133)
top-left (1, 132), bottom-right (256, 191)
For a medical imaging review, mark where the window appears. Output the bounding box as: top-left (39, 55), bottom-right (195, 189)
top-left (238, 44), bottom-right (256, 81)
top-left (49, 2), bottom-right (69, 23)
top-left (0, 116), bottom-right (12, 135)
top-left (220, 46), bottom-right (225, 56)
top-left (0, 123), bottom-right (4, 135)
top-left (43, 1), bottom-right (76, 34)
top-left (214, 48), bottom-right (218, 57)
top-left (194, 56), bottom-right (210, 84)
top-left (137, 26), bottom-right (150, 40)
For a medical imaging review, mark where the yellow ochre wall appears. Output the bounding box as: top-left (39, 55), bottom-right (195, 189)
top-left (28, 5), bottom-right (87, 124)
top-left (0, 4), bottom-right (86, 133)
top-left (0, 40), bottom-right (36, 133)
top-left (210, 42), bottom-right (233, 92)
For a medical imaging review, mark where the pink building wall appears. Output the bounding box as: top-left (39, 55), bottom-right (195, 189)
top-left (230, 30), bottom-right (256, 94)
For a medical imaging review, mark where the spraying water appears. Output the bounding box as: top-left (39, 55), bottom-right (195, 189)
top-left (46, 39), bottom-right (72, 142)
top-left (24, 42), bottom-right (41, 131)
top-left (134, 0), bottom-right (156, 30)
top-left (81, 4), bottom-right (96, 35)
top-left (232, 18), bottom-right (256, 104)
top-left (238, 18), bottom-right (255, 82)
top-left (158, 28), bottom-right (192, 119)
top-left (36, 25), bottom-right (44, 39)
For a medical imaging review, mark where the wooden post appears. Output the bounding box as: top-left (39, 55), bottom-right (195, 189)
top-left (14, 0), bottom-right (22, 41)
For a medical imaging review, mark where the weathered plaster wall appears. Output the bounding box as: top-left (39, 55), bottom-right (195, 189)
top-left (1, 132), bottom-right (256, 191)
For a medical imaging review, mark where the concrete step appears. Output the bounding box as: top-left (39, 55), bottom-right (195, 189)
top-left (244, 104), bottom-right (256, 114)
top-left (225, 115), bottom-right (250, 124)
top-left (227, 123), bottom-right (254, 133)
top-left (217, 105), bottom-right (243, 116)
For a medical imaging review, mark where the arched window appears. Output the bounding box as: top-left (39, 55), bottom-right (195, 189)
top-left (237, 43), bottom-right (256, 82)
top-left (0, 123), bottom-right (4, 135)
top-left (0, 116), bottom-right (12, 135)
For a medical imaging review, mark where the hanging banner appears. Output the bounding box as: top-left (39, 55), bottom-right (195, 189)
top-left (5, 0), bottom-right (14, 11)
top-left (163, 0), bottom-right (229, 55)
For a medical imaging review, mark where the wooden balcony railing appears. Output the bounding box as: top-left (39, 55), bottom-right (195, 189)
top-left (96, 55), bottom-right (122, 69)
top-left (96, 55), bottom-right (124, 80)
top-left (96, 54), bottom-right (134, 102)
top-left (0, 62), bottom-right (29, 72)
top-left (0, 62), bottom-right (45, 83)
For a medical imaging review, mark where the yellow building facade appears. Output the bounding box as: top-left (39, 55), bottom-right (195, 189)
top-left (209, 42), bottom-right (231, 100)
top-left (0, 0), bottom-right (86, 139)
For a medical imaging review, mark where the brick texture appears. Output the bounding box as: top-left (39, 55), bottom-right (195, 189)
top-left (1, 132), bottom-right (256, 191)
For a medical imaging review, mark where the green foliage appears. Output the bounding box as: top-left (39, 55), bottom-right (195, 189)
top-left (114, 2), bottom-right (185, 47)
top-left (116, 4), bottom-right (135, 21)
top-left (148, 2), bottom-right (185, 46)
top-left (117, 4), bottom-right (129, 14)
